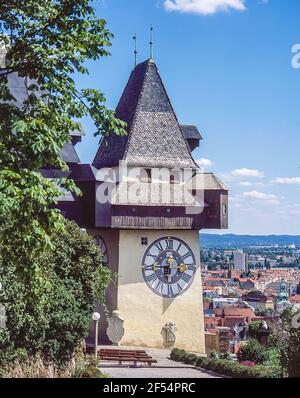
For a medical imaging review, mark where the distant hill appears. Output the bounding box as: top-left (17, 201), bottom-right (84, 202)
top-left (200, 233), bottom-right (300, 248)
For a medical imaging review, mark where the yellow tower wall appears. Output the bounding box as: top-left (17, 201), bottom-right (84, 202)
top-left (116, 229), bottom-right (205, 353)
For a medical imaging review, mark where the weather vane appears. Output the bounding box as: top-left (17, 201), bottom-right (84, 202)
top-left (133, 33), bottom-right (137, 67)
top-left (150, 25), bottom-right (154, 60)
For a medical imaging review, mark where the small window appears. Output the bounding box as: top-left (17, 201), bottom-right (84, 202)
top-left (170, 171), bottom-right (180, 184)
top-left (141, 237), bottom-right (148, 245)
top-left (141, 168), bottom-right (151, 183)
top-left (146, 169), bottom-right (151, 181)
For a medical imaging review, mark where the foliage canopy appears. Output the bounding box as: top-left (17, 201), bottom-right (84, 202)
top-left (0, 1), bottom-right (125, 287)
top-left (0, 220), bottom-right (111, 369)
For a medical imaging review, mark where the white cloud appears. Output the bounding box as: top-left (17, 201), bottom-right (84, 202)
top-left (196, 158), bottom-right (213, 168)
top-left (238, 181), bottom-right (265, 187)
top-left (238, 181), bottom-right (252, 186)
top-left (271, 177), bottom-right (300, 185)
top-left (243, 191), bottom-right (280, 205)
top-left (164, 0), bottom-right (246, 15)
top-left (231, 168), bottom-right (264, 178)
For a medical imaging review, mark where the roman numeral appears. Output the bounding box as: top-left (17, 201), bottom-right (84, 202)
top-left (146, 273), bottom-right (157, 283)
top-left (167, 284), bottom-right (174, 296)
top-left (155, 242), bottom-right (164, 252)
top-left (186, 263), bottom-right (195, 270)
top-left (182, 252), bottom-right (191, 260)
top-left (176, 242), bottom-right (182, 252)
top-left (181, 273), bottom-right (192, 283)
top-left (177, 282), bottom-right (183, 292)
top-left (155, 281), bottom-right (164, 293)
top-left (165, 239), bottom-right (173, 250)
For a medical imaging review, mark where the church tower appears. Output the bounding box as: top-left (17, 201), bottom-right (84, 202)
top-left (86, 59), bottom-right (228, 353)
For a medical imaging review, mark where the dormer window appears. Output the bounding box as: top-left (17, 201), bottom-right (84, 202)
top-left (141, 168), bottom-right (151, 183)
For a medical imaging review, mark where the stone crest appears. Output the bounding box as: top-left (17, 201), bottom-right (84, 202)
top-left (106, 310), bottom-right (125, 346)
top-left (162, 322), bottom-right (177, 347)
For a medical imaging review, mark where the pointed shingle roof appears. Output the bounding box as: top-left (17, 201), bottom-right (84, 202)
top-left (93, 59), bottom-right (198, 169)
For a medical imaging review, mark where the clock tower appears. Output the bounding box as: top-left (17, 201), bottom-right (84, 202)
top-left (4, 55), bottom-right (227, 353)
top-left (84, 58), bottom-right (228, 353)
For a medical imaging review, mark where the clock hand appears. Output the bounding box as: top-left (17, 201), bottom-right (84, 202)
top-left (149, 263), bottom-right (185, 272)
top-left (146, 261), bottom-right (187, 273)
top-left (178, 263), bottom-right (188, 273)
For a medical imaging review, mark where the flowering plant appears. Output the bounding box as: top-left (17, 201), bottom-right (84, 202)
top-left (239, 361), bottom-right (256, 367)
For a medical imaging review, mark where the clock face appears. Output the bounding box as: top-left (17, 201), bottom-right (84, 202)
top-left (95, 236), bottom-right (108, 266)
top-left (141, 237), bottom-right (196, 298)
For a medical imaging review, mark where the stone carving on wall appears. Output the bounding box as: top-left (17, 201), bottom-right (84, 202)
top-left (106, 310), bottom-right (125, 346)
top-left (162, 322), bottom-right (177, 347)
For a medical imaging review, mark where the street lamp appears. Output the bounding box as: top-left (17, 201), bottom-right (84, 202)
top-left (92, 312), bottom-right (101, 359)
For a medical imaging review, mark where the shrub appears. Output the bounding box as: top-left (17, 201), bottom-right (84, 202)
top-left (240, 361), bottom-right (256, 367)
top-left (0, 220), bottom-right (111, 371)
top-left (237, 339), bottom-right (268, 364)
top-left (73, 356), bottom-right (108, 379)
top-left (80, 367), bottom-right (107, 379)
top-left (208, 351), bottom-right (218, 359)
top-left (170, 348), bottom-right (186, 361)
top-left (268, 309), bottom-right (300, 378)
top-left (171, 348), bottom-right (277, 378)
top-left (248, 321), bottom-right (262, 340)
top-left (219, 352), bottom-right (231, 360)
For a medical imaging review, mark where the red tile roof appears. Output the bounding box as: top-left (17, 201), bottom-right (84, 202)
top-left (203, 286), bottom-right (216, 291)
top-left (289, 295), bottom-right (300, 303)
top-left (223, 317), bottom-right (247, 329)
top-left (204, 317), bottom-right (218, 323)
top-left (215, 307), bottom-right (256, 318)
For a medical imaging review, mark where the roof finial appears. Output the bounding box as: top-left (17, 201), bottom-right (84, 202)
top-left (150, 25), bottom-right (154, 60)
top-left (133, 33), bottom-right (138, 68)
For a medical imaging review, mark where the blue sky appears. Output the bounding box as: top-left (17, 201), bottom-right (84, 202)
top-left (75, 0), bottom-right (300, 235)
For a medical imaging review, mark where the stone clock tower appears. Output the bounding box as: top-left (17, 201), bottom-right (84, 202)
top-left (87, 59), bottom-right (228, 353)
top-left (3, 54), bottom-right (227, 352)
top-left (56, 58), bottom-right (228, 353)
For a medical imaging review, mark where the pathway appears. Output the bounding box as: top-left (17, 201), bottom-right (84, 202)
top-left (98, 346), bottom-right (222, 378)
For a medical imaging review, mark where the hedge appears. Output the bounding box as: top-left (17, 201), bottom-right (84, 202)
top-left (170, 349), bottom-right (279, 378)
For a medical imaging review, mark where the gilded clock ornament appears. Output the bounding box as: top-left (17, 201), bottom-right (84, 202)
top-left (141, 237), bottom-right (196, 298)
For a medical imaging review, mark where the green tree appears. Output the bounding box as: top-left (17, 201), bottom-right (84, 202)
top-left (0, 1), bottom-right (125, 295)
top-left (248, 321), bottom-right (263, 340)
top-left (0, 220), bottom-right (111, 369)
top-left (269, 308), bottom-right (300, 377)
top-left (237, 339), bottom-right (268, 365)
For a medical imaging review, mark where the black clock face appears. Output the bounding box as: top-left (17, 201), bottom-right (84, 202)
top-left (95, 236), bottom-right (108, 266)
top-left (141, 237), bottom-right (196, 298)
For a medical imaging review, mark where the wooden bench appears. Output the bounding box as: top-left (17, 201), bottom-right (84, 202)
top-left (99, 348), bottom-right (157, 367)
top-left (100, 349), bottom-right (147, 354)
